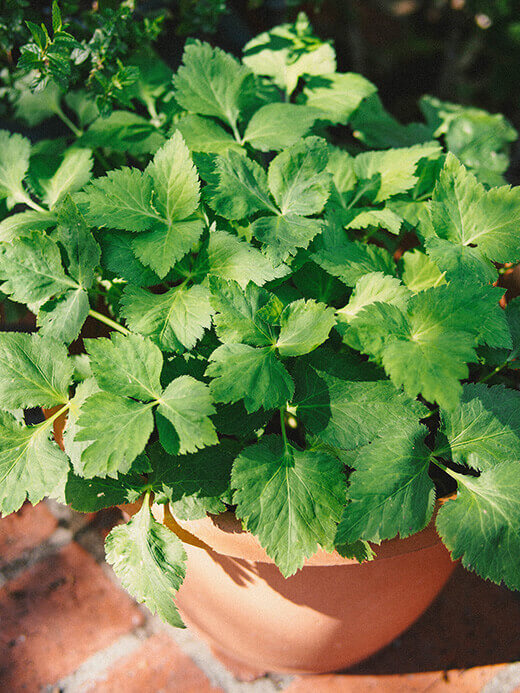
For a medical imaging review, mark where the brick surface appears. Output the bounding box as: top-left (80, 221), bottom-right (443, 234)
top-left (0, 503), bottom-right (58, 568)
top-left (287, 666), bottom-right (509, 692)
top-left (87, 632), bottom-right (224, 693)
top-left (0, 542), bottom-right (144, 691)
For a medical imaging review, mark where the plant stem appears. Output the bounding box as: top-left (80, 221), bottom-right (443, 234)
top-left (479, 361), bottom-right (509, 384)
top-left (88, 309), bottom-right (130, 335)
top-left (230, 119), bottom-right (243, 145)
top-left (17, 192), bottom-right (46, 213)
top-left (55, 105), bottom-right (83, 137)
top-left (43, 401), bottom-right (71, 427)
top-left (280, 406), bottom-right (289, 449)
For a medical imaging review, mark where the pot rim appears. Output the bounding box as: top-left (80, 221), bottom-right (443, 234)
top-left (160, 498), bottom-right (453, 567)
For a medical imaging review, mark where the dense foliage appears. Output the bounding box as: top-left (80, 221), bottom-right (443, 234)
top-left (0, 13), bottom-right (520, 626)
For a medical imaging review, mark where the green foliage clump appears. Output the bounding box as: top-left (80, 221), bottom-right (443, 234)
top-left (0, 13), bottom-right (520, 627)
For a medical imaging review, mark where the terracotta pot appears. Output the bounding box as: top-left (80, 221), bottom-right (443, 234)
top-left (45, 405), bottom-right (456, 676)
top-left (123, 502), bottom-right (456, 677)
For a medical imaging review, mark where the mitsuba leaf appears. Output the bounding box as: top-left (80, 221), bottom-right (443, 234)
top-left (425, 153), bottom-right (520, 265)
top-left (242, 13), bottom-right (336, 96)
top-left (437, 383), bottom-right (520, 471)
top-left (336, 424), bottom-right (435, 544)
top-left (75, 392), bottom-right (155, 478)
top-left (65, 470), bottom-right (146, 512)
top-left (206, 343), bottom-right (294, 413)
top-left (120, 284), bottom-right (214, 352)
top-left (105, 499), bottom-right (187, 627)
top-left (156, 376), bottom-right (217, 454)
top-left (173, 40), bottom-right (251, 130)
top-left (39, 147), bottom-right (93, 209)
top-left (0, 231), bottom-right (77, 307)
top-left (232, 435), bottom-right (346, 576)
top-left (0, 332), bottom-right (72, 409)
top-left (436, 463), bottom-right (520, 591)
top-left (57, 195), bottom-right (101, 289)
top-left (37, 289), bottom-right (90, 344)
top-left (0, 413), bottom-right (69, 516)
top-left (85, 333), bottom-right (163, 401)
top-left (0, 130), bottom-right (31, 206)
top-left (294, 366), bottom-right (427, 450)
top-left (302, 72), bottom-right (376, 125)
top-left (242, 103), bottom-right (319, 151)
top-left (149, 439), bottom-right (239, 520)
top-left (276, 299), bottom-right (336, 356)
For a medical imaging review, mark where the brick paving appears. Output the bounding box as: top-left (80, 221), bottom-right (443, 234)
top-left (0, 502), bottom-right (519, 693)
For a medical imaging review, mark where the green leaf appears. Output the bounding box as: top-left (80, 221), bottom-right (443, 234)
top-left (294, 366), bottom-right (427, 449)
top-left (150, 439), bottom-right (239, 520)
top-left (37, 289), bottom-right (90, 344)
top-left (337, 272), bottom-right (409, 322)
top-left (243, 104), bottom-right (318, 151)
top-left (40, 148), bottom-right (93, 209)
top-left (268, 137), bottom-right (330, 216)
top-left (427, 153), bottom-right (520, 264)
top-left (243, 13), bottom-right (336, 96)
top-left (210, 278), bottom-right (280, 347)
top-left (0, 332), bottom-right (72, 408)
top-left (206, 343), bottom-right (294, 413)
top-left (120, 284), bottom-right (214, 352)
top-left (146, 131), bottom-right (200, 222)
top-left (173, 40), bottom-right (251, 129)
top-left (156, 376), bottom-right (217, 455)
top-left (232, 435), bottom-right (346, 576)
top-left (75, 392), bottom-right (155, 478)
top-left (311, 220), bottom-right (395, 287)
top-left (206, 150), bottom-right (275, 220)
top-left (336, 424), bottom-right (434, 544)
top-left (86, 333), bottom-right (163, 401)
top-left (0, 231), bottom-right (77, 306)
top-left (0, 130), bottom-right (31, 205)
top-left (57, 195), bottom-right (101, 289)
top-left (401, 249), bottom-right (446, 292)
top-left (131, 218), bottom-right (204, 279)
top-left (62, 378), bottom-right (98, 473)
top-left (99, 231), bottom-right (162, 286)
top-left (173, 115), bottom-right (242, 154)
top-left (424, 236), bottom-right (496, 285)
top-left (348, 287), bottom-right (481, 410)
top-left (78, 168), bottom-right (163, 232)
top-left (353, 143), bottom-right (441, 203)
top-left (250, 214), bottom-right (322, 264)
top-left (80, 111), bottom-right (165, 155)
top-left (65, 470), bottom-right (146, 512)
top-left (14, 78), bottom-right (62, 127)
top-left (105, 499), bottom-right (186, 627)
top-left (349, 93), bottom-right (434, 149)
top-left (302, 72), bottom-right (376, 125)
top-left (276, 298), bottom-right (335, 356)
top-left (436, 463), bottom-right (520, 590)
top-left (420, 95), bottom-right (517, 184)
top-left (438, 383), bottom-right (520, 471)
top-left (202, 229), bottom-right (287, 288)
top-left (0, 210), bottom-right (56, 243)
top-left (0, 414), bottom-right (69, 516)
top-left (342, 207), bottom-right (402, 235)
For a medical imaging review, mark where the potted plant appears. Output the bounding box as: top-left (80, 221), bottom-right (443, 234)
top-left (1, 9), bottom-right (520, 677)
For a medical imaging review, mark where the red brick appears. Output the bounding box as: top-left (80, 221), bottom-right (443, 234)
top-left (0, 503), bottom-right (58, 567)
top-left (88, 632), bottom-right (224, 693)
top-left (0, 542), bottom-right (144, 690)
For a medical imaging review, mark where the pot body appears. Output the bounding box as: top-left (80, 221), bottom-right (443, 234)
top-left (160, 508), bottom-right (456, 675)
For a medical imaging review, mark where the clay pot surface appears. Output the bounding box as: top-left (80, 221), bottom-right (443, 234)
top-left (140, 503), bottom-right (456, 676)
